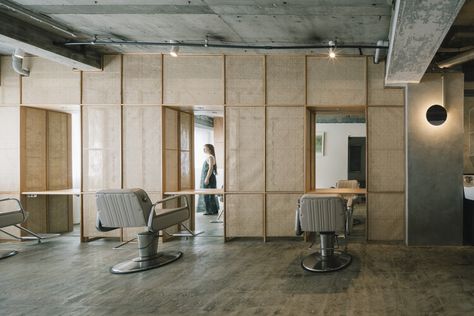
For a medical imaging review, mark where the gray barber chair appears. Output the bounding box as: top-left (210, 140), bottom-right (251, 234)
top-left (0, 198), bottom-right (58, 259)
top-left (296, 194), bottom-right (352, 272)
top-left (96, 189), bottom-right (191, 274)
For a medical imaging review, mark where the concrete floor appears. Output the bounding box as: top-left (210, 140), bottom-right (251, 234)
top-left (2, 235), bottom-right (474, 315)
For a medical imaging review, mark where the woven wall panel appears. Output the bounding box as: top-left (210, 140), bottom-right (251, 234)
top-left (226, 194), bottom-right (263, 237)
top-left (266, 193), bottom-right (301, 237)
top-left (266, 107), bottom-right (305, 191)
top-left (0, 107), bottom-right (19, 191)
top-left (214, 117), bottom-right (225, 171)
top-left (165, 150), bottom-right (179, 192)
top-left (368, 61), bottom-right (404, 106)
top-left (82, 55), bottom-right (121, 105)
top-left (82, 193), bottom-right (121, 238)
top-left (368, 192), bottom-right (404, 241)
top-left (307, 57), bottom-right (366, 106)
top-left (163, 55), bottom-right (224, 105)
top-left (22, 58), bottom-right (81, 105)
top-left (123, 54), bottom-right (162, 105)
top-left (225, 55), bottom-right (264, 105)
top-left (82, 106), bottom-right (121, 191)
top-left (266, 55), bottom-right (305, 105)
top-left (226, 107), bottom-right (265, 191)
top-left (164, 108), bottom-right (178, 150)
top-left (123, 106), bottom-right (162, 191)
top-left (180, 151), bottom-right (192, 190)
top-left (22, 107), bottom-right (47, 191)
top-left (180, 112), bottom-right (192, 151)
top-left (0, 57), bottom-right (20, 105)
top-left (47, 111), bottom-right (70, 190)
top-left (47, 196), bottom-right (72, 233)
top-left (368, 107), bottom-right (405, 192)
top-left (24, 195), bottom-right (47, 233)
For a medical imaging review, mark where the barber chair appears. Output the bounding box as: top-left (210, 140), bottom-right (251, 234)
top-left (96, 189), bottom-right (191, 274)
top-left (0, 198), bottom-right (58, 259)
top-left (296, 194), bottom-right (352, 272)
top-left (336, 180), bottom-right (360, 234)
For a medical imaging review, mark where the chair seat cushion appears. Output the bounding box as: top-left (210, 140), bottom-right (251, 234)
top-left (0, 211), bottom-right (24, 228)
top-left (151, 207), bottom-right (190, 231)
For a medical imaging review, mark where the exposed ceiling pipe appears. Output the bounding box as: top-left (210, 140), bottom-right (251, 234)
top-left (374, 40), bottom-right (389, 64)
top-left (438, 49), bottom-right (474, 68)
top-left (64, 40), bottom-right (388, 50)
top-left (0, 0), bottom-right (77, 37)
top-left (12, 49), bottom-right (30, 77)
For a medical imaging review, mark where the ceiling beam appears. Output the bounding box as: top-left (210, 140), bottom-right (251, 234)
top-left (0, 11), bottom-right (101, 71)
top-left (385, 0), bottom-right (465, 86)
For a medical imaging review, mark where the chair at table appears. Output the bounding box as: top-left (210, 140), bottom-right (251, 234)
top-left (296, 194), bottom-right (352, 272)
top-left (336, 179), bottom-right (360, 234)
top-left (0, 198), bottom-right (58, 259)
top-left (96, 188), bottom-right (191, 274)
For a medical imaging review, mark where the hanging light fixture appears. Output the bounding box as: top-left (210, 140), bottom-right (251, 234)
top-left (169, 40), bottom-right (179, 57)
top-left (328, 40), bottom-right (336, 59)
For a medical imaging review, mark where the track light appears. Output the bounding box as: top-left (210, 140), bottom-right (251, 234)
top-left (328, 41), bottom-right (336, 59)
top-left (169, 40), bottom-right (179, 57)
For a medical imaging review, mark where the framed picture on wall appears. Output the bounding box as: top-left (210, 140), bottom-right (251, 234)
top-left (316, 132), bottom-right (325, 156)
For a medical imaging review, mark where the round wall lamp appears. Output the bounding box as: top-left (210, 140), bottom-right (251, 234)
top-left (426, 104), bottom-right (447, 126)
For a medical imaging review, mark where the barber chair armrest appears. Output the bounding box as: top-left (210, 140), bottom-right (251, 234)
top-left (96, 215), bottom-right (118, 232)
top-left (0, 197), bottom-right (28, 222)
top-left (147, 195), bottom-right (190, 229)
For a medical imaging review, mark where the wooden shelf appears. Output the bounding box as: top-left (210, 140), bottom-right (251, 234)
top-left (307, 188), bottom-right (367, 195)
top-left (164, 189), bottom-right (224, 195)
top-left (22, 189), bottom-right (81, 196)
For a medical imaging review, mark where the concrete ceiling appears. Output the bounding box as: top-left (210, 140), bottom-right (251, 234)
top-left (6, 0), bottom-right (394, 55)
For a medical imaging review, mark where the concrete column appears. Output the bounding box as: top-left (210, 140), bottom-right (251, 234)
top-left (406, 73), bottom-right (464, 245)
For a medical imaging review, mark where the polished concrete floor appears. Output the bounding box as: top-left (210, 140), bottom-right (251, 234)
top-left (2, 234), bottom-right (474, 315)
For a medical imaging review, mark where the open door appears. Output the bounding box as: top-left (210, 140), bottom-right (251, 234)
top-left (162, 107), bottom-right (195, 240)
top-left (348, 136), bottom-right (366, 188)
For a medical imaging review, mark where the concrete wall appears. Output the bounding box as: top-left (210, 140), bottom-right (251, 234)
top-left (407, 73), bottom-right (464, 245)
top-left (315, 123), bottom-right (366, 188)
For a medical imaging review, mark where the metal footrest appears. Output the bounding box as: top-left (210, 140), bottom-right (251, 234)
top-left (0, 250), bottom-right (18, 260)
top-left (110, 251), bottom-right (183, 274)
top-left (21, 233), bottom-right (60, 241)
top-left (172, 230), bottom-right (204, 237)
top-left (301, 251), bottom-right (352, 272)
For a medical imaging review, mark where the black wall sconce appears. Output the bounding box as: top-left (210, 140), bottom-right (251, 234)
top-left (426, 104), bottom-right (447, 126)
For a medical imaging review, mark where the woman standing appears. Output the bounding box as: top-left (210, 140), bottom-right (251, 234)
top-left (198, 144), bottom-right (219, 215)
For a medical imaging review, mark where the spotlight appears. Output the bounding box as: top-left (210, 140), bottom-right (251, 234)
top-left (169, 40), bottom-right (179, 57)
top-left (328, 40), bottom-right (336, 59)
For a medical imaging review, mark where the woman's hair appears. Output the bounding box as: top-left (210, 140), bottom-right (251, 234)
top-left (204, 144), bottom-right (217, 174)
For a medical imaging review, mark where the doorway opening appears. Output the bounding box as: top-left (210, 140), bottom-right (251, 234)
top-left (194, 110), bottom-right (224, 237)
top-left (311, 109), bottom-right (367, 241)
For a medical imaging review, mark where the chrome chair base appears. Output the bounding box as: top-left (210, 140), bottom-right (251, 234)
top-left (301, 251), bottom-right (352, 272)
top-left (0, 250), bottom-right (18, 260)
top-left (110, 251), bottom-right (183, 274)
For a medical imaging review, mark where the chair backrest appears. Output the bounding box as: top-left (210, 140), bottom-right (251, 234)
top-left (96, 189), bottom-right (152, 228)
top-left (336, 180), bottom-right (359, 189)
top-left (298, 194), bottom-right (346, 233)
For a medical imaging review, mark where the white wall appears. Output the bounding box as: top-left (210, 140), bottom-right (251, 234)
top-left (316, 123), bottom-right (366, 188)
